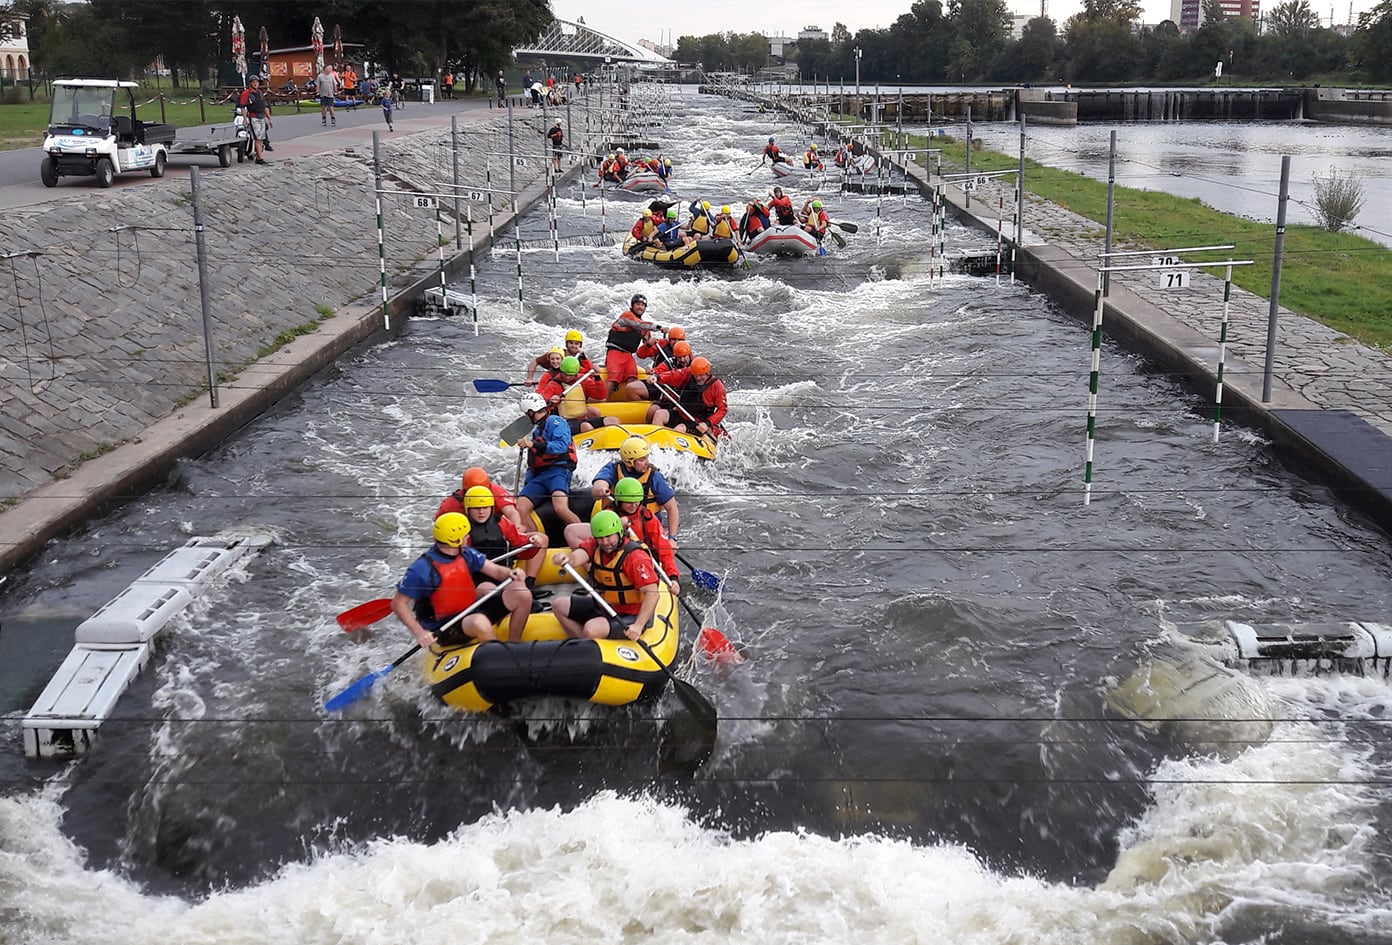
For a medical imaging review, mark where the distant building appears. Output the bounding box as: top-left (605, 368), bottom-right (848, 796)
top-left (638, 38), bottom-right (675, 58)
top-left (1, 11), bottom-right (31, 80)
top-left (1171, 0), bottom-right (1260, 33)
top-left (1011, 14), bottom-right (1032, 38)
top-left (766, 34), bottom-right (794, 58)
top-left (797, 25), bottom-right (828, 42)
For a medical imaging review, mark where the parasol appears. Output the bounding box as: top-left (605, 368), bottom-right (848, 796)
top-left (231, 15), bottom-right (247, 86)
top-left (311, 16), bottom-right (324, 71)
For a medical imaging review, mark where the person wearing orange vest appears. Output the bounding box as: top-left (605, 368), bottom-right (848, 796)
top-left (392, 512), bottom-right (529, 648)
top-left (768, 186), bottom-right (796, 225)
top-left (762, 136), bottom-right (790, 166)
top-left (437, 466), bottom-right (524, 528)
top-left (525, 346), bottom-right (565, 386)
top-left (538, 355), bottom-right (608, 433)
top-left (647, 357), bottom-right (727, 437)
top-left (550, 510), bottom-right (662, 640)
top-left (604, 294), bottom-right (663, 400)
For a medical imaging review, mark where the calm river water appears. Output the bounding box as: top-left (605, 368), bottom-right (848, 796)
top-left (1, 85), bottom-right (1390, 944)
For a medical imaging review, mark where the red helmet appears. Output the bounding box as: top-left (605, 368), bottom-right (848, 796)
top-left (690, 357), bottom-right (711, 376)
top-left (462, 467), bottom-right (490, 489)
top-left (672, 341), bottom-right (692, 358)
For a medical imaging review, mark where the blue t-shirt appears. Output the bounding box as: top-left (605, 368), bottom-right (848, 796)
top-left (594, 461), bottom-right (675, 507)
top-left (397, 546), bottom-right (489, 629)
top-left (532, 413), bottom-right (573, 460)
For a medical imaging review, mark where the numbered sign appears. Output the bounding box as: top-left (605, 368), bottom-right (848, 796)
top-left (1151, 255), bottom-right (1182, 267)
top-left (466, 190), bottom-right (485, 201)
top-left (412, 196), bottom-right (438, 209)
top-left (513, 157), bottom-right (528, 167)
top-left (1158, 269), bottom-right (1190, 289)
top-left (974, 175), bottom-right (990, 188)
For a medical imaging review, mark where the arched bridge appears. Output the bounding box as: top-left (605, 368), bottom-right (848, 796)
top-left (515, 17), bottom-right (670, 64)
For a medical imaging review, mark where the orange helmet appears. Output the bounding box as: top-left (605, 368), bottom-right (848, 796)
top-left (462, 467), bottom-right (490, 489)
top-left (672, 340), bottom-right (692, 358)
top-left (690, 357), bottom-right (711, 376)
top-left (667, 327), bottom-right (685, 341)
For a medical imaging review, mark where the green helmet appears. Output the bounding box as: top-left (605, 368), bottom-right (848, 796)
top-left (559, 355), bottom-right (581, 375)
top-left (591, 509), bottom-right (624, 538)
top-left (613, 477), bottom-right (644, 503)
top-left (811, 199), bottom-right (823, 209)
top-left (665, 207), bottom-right (677, 219)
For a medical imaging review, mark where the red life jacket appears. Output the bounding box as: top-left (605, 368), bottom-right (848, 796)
top-left (413, 552), bottom-right (478, 626)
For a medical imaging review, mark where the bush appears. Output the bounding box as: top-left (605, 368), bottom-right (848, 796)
top-left (1311, 167), bottom-right (1366, 232)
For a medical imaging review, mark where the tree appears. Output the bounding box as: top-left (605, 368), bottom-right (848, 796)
top-left (1265, 0), bottom-right (1321, 35)
top-left (1004, 17), bottom-right (1057, 80)
top-left (1082, 0), bottom-right (1142, 20)
top-left (1349, 0), bottom-right (1392, 79)
top-left (1064, 13), bottom-right (1143, 80)
top-left (946, 0), bottom-right (1012, 81)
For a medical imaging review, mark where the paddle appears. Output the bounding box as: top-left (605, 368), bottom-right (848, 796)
top-left (831, 220), bottom-right (859, 233)
top-left (562, 562), bottom-right (717, 728)
top-left (827, 230), bottom-right (847, 249)
top-left (499, 414), bottom-right (534, 448)
top-left (334, 548), bottom-right (531, 632)
top-left (472, 378), bottom-right (528, 393)
top-left (324, 579), bottom-right (513, 712)
top-left (676, 595), bottom-right (743, 664)
top-left (651, 378), bottom-right (706, 432)
top-left (673, 550), bottom-right (722, 591)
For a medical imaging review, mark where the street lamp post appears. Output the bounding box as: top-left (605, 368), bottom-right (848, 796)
top-left (854, 46), bottom-right (862, 96)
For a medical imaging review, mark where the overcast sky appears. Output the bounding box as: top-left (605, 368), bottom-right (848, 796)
top-left (555, 0), bottom-right (1377, 47)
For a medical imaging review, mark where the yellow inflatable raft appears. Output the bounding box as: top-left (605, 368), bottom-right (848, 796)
top-left (622, 235), bottom-right (741, 269)
top-left (424, 578), bottom-right (680, 713)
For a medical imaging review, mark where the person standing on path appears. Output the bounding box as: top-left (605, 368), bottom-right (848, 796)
top-left (443, 71), bottom-right (454, 99)
top-left (381, 85), bottom-right (395, 132)
top-left (316, 63), bottom-right (338, 126)
top-left (547, 120), bottom-right (564, 172)
top-left (242, 77), bottom-right (272, 165)
top-left (496, 69), bottom-right (507, 105)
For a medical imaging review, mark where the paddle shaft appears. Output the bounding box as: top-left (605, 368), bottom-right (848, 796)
top-left (652, 378), bottom-right (703, 429)
top-left (561, 562), bottom-right (717, 727)
top-left (337, 548), bottom-right (531, 632)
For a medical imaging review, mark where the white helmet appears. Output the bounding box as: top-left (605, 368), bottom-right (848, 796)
top-left (519, 392), bottom-right (547, 414)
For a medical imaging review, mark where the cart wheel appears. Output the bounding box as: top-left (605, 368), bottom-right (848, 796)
top-left (218, 144), bottom-right (231, 168)
top-left (149, 152), bottom-right (166, 178)
top-left (95, 158), bottom-right (115, 188)
top-left (40, 156), bottom-right (58, 188)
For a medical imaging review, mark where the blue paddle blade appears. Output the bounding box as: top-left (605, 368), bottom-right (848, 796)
top-left (689, 567), bottom-right (722, 591)
top-left (324, 664), bottom-right (392, 712)
top-left (817, 246), bottom-right (827, 256)
top-left (472, 378), bottom-right (515, 393)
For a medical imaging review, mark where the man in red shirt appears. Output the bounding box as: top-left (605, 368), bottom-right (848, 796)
top-left (437, 467), bottom-right (524, 528)
top-left (768, 186), bottom-right (796, 225)
top-left (647, 357), bottom-right (727, 437)
top-left (604, 294), bottom-right (663, 400)
top-left (550, 510), bottom-right (661, 640)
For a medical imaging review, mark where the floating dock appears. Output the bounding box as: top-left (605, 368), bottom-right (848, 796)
top-left (21, 534), bottom-right (270, 759)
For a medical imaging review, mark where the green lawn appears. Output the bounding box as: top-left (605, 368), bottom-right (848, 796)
top-left (919, 132), bottom-right (1392, 349)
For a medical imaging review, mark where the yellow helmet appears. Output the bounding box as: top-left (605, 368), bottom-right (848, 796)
top-left (565, 329), bottom-right (583, 342)
top-left (619, 435), bottom-right (651, 462)
top-left (433, 512), bottom-right (469, 545)
top-left (811, 143), bottom-right (818, 150)
top-left (464, 486), bottom-right (495, 509)
top-left (548, 346), bottom-right (563, 356)
top-left (721, 205), bottom-right (731, 214)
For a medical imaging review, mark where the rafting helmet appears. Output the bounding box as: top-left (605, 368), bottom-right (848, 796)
top-left (591, 509), bottom-right (624, 538)
top-left (619, 436), bottom-right (651, 462)
top-left (811, 143), bottom-right (818, 150)
top-left (464, 486), bottom-right (495, 509)
top-left (630, 293), bottom-right (648, 307)
top-left (433, 512), bottom-right (470, 546)
top-left (616, 147), bottom-right (625, 154)
top-left (702, 200), bottom-right (711, 210)
top-left (672, 341), bottom-right (692, 358)
top-left (690, 357), bottom-right (711, 376)
top-left (565, 329), bottom-right (583, 343)
top-left (641, 208), bottom-right (652, 217)
top-left (721, 205), bottom-right (731, 214)
top-left (614, 477), bottom-right (645, 504)
top-left (667, 327), bottom-right (685, 341)
top-left (462, 466), bottom-right (490, 489)
top-left (665, 208), bottom-right (677, 219)
top-left (559, 356), bottom-right (581, 375)
top-left (520, 391), bottom-right (547, 414)
top-left (812, 199), bottom-right (823, 209)
top-left (663, 158), bottom-right (671, 166)
top-left (768, 136), bottom-right (775, 143)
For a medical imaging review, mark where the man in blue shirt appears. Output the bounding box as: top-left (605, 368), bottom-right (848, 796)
top-left (656, 207), bottom-right (687, 249)
top-left (589, 435), bottom-right (680, 540)
top-left (391, 512), bottom-right (531, 646)
top-left (515, 392), bottom-right (581, 527)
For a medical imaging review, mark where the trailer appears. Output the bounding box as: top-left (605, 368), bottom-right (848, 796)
top-left (40, 78), bottom-right (248, 187)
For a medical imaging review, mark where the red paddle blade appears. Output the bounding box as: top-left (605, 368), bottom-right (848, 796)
top-left (336, 598), bottom-right (393, 632)
top-left (697, 627), bottom-right (744, 664)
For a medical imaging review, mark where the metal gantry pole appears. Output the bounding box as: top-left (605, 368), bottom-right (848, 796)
top-left (189, 165), bottom-right (218, 408)
top-left (451, 115), bottom-right (462, 250)
top-left (1015, 114), bottom-right (1026, 285)
top-left (1215, 261), bottom-right (1233, 442)
top-left (373, 131), bottom-right (389, 331)
top-left (1263, 155), bottom-right (1291, 403)
top-left (467, 205), bottom-right (478, 336)
top-left (1103, 130), bottom-right (1117, 296)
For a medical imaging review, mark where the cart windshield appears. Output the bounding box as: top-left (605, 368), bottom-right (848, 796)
top-left (49, 86), bottom-right (118, 131)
